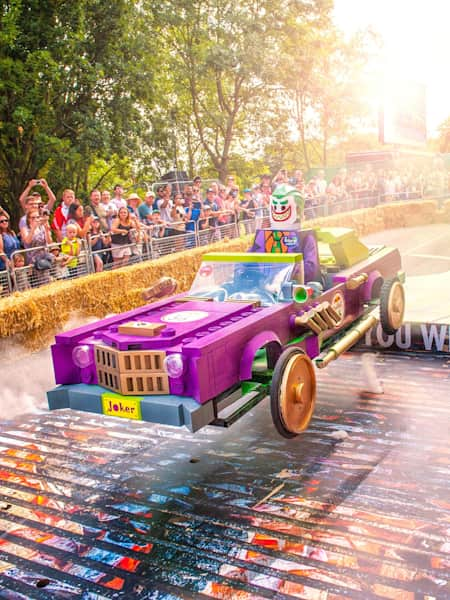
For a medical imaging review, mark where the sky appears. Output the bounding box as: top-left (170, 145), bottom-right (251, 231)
top-left (333, 0), bottom-right (450, 136)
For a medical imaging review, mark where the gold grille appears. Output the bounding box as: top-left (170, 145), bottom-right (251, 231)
top-left (95, 344), bottom-right (169, 395)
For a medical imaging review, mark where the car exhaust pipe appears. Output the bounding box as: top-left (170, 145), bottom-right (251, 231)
top-left (315, 312), bottom-right (378, 369)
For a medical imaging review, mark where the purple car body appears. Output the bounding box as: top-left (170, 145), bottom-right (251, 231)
top-left (48, 227), bottom-right (404, 433)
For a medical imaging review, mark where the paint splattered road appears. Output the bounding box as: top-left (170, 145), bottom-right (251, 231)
top-left (0, 351), bottom-right (448, 599)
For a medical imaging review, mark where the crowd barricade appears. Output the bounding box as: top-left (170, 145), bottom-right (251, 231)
top-left (89, 228), bottom-right (142, 271)
top-left (197, 211), bottom-right (239, 247)
top-left (237, 208), bottom-right (270, 235)
top-left (379, 190), bottom-right (422, 203)
top-left (149, 221), bottom-right (197, 258)
top-left (0, 253), bottom-right (13, 296)
top-left (10, 240), bottom-right (91, 288)
top-left (256, 208), bottom-right (271, 229)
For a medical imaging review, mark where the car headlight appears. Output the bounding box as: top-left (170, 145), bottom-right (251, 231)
top-left (72, 345), bottom-right (93, 369)
top-left (163, 353), bottom-right (184, 378)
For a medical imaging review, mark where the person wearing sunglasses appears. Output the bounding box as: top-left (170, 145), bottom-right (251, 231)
top-left (0, 209), bottom-right (21, 270)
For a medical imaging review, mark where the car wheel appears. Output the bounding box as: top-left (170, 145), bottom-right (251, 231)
top-left (380, 279), bottom-right (405, 335)
top-left (270, 347), bottom-right (316, 438)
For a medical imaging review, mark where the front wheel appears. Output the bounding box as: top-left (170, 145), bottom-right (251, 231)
top-left (270, 347), bottom-right (316, 438)
top-left (380, 279), bottom-right (405, 335)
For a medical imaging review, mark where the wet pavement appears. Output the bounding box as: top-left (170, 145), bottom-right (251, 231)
top-left (0, 351), bottom-right (449, 599)
top-left (0, 223), bottom-right (449, 598)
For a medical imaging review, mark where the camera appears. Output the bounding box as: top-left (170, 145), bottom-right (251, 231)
top-left (42, 208), bottom-right (50, 217)
top-left (35, 179), bottom-right (41, 185)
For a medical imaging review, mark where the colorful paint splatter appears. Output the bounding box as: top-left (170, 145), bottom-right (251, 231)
top-left (0, 352), bottom-right (448, 598)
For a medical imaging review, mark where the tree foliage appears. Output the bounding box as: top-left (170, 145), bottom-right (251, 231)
top-left (0, 0), bottom-right (157, 216)
top-left (0, 0), bottom-right (392, 221)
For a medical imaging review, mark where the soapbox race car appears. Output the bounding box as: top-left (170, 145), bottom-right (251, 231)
top-left (47, 224), bottom-right (405, 438)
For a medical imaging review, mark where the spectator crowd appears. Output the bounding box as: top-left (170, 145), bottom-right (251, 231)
top-left (0, 163), bottom-right (449, 295)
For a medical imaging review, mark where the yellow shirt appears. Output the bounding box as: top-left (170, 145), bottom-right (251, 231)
top-left (61, 237), bottom-right (80, 268)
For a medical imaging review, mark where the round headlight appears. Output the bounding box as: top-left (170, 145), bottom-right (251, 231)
top-left (163, 353), bottom-right (184, 378)
top-left (72, 345), bottom-right (93, 369)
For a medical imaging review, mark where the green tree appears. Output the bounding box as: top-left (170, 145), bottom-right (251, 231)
top-left (0, 0), bottom-right (155, 220)
top-left (147, 0), bottom-right (332, 182)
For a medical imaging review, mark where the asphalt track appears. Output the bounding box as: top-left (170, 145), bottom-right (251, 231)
top-left (0, 224), bottom-right (448, 599)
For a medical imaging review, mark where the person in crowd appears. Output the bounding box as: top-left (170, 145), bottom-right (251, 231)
top-left (314, 170), bottom-right (327, 200)
top-left (198, 204), bottom-right (216, 244)
top-left (215, 185), bottom-right (230, 226)
top-left (111, 184), bottom-right (127, 213)
top-left (12, 252), bottom-right (30, 291)
top-left (0, 209), bottom-right (21, 269)
top-left (138, 191), bottom-right (155, 226)
top-left (272, 168), bottom-right (289, 188)
top-left (51, 188), bottom-right (76, 242)
top-left (240, 188), bottom-right (256, 218)
top-left (252, 184), bottom-right (267, 228)
top-left (326, 174), bottom-right (346, 212)
top-left (97, 189), bottom-right (116, 231)
top-left (202, 188), bottom-right (218, 228)
top-left (20, 208), bottom-right (53, 286)
top-left (89, 189), bottom-right (102, 218)
top-left (48, 245), bottom-right (71, 280)
top-left (88, 217), bottom-right (106, 272)
top-left (239, 188), bottom-right (256, 233)
top-left (292, 169), bottom-right (304, 187)
top-left (259, 179), bottom-right (272, 209)
top-left (19, 178), bottom-right (56, 215)
top-left (149, 210), bottom-right (165, 239)
top-left (155, 184), bottom-right (174, 234)
top-left (19, 194), bottom-right (41, 229)
top-left (171, 193), bottom-right (187, 234)
top-left (60, 224), bottom-right (81, 277)
top-left (67, 203), bottom-right (94, 239)
top-left (184, 192), bottom-right (202, 232)
top-left (110, 206), bottom-right (133, 268)
top-left (127, 193), bottom-right (141, 218)
top-left (225, 175), bottom-right (237, 197)
top-left (223, 188), bottom-right (239, 222)
top-left (304, 179), bottom-right (318, 218)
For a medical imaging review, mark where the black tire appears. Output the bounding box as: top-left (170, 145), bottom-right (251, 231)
top-left (270, 347), bottom-right (316, 439)
top-left (380, 278), bottom-right (405, 335)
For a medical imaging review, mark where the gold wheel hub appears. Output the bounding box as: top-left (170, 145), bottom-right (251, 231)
top-left (279, 354), bottom-right (316, 434)
top-left (387, 282), bottom-right (405, 330)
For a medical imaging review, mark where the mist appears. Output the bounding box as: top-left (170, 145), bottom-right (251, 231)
top-left (0, 313), bottom-right (100, 421)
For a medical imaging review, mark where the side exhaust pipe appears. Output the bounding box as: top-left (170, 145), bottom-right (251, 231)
top-left (315, 312), bottom-right (378, 369)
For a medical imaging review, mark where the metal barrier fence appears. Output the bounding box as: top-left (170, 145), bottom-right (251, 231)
top-left (0, 190), bottom-right (441, 297)
top-left (0, 253), bottom-right (13, 296)
top-left (9, 240), bottom-right (91, 289)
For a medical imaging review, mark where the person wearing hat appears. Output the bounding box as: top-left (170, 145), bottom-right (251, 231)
top-left (138, 191), bottom-right (155, 226)
top-left (127, 192), bottom-right (141, 217)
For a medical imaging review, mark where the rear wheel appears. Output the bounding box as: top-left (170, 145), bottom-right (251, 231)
top-left (270, 347), bottom-right (316, 438)
top-left (380, 279), bottom-right (405, 335)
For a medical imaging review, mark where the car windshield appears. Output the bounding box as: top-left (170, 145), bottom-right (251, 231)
top-left (189, 259), bottom-right (298, 305)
